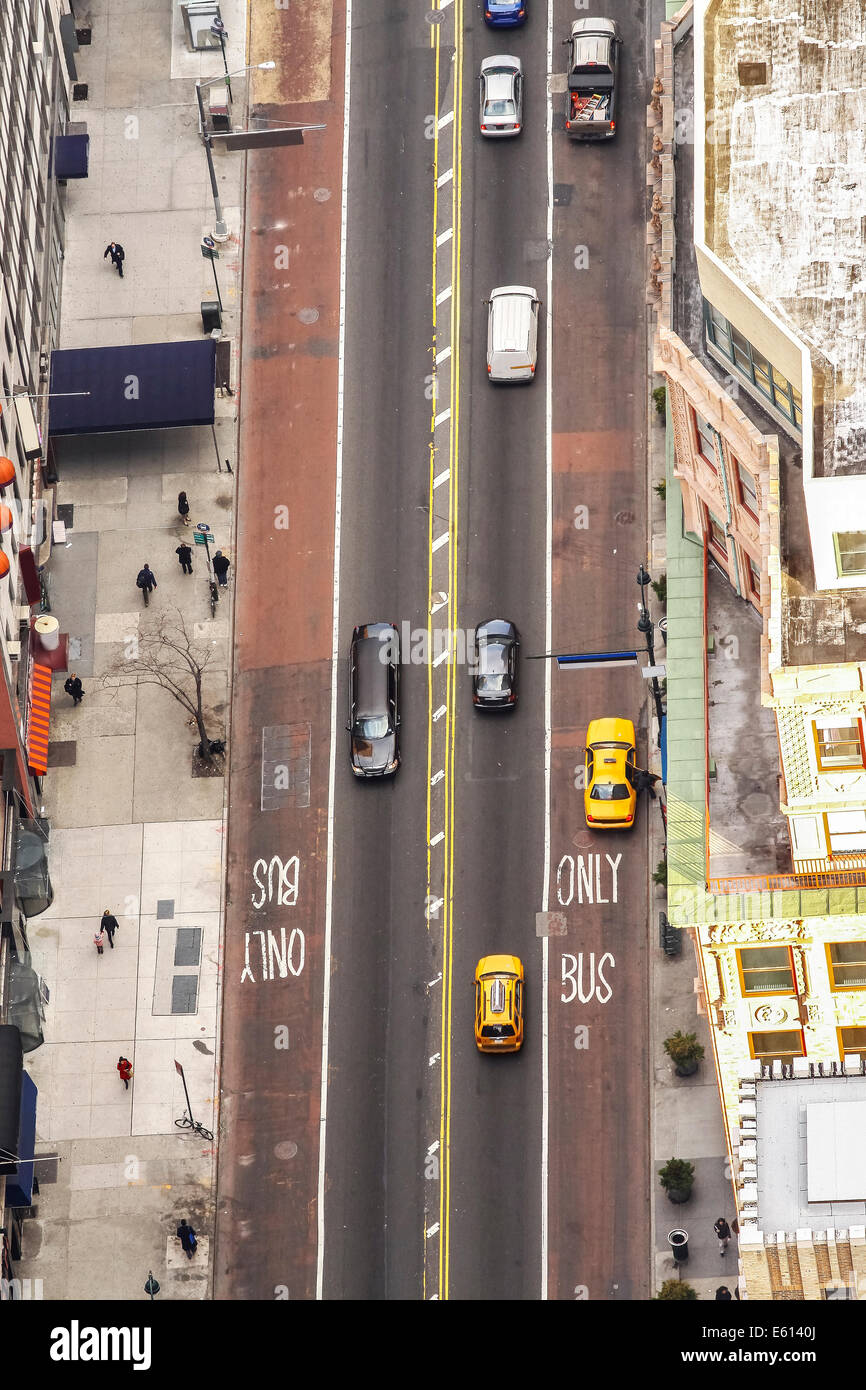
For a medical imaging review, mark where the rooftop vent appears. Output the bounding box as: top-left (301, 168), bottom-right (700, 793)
top-left (738, 61), bottom-right (767, 87)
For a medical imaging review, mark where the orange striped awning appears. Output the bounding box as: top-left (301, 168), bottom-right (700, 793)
top-left (26, 661), bottom-right (52, 775)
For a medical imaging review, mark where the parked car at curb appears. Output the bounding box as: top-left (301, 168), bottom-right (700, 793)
top-left (479, 55), bottom-right (523, 137)
top-left (584, 716), bottom-right (637, 827)
top-left (347, 623), bottom-right (400, 778)
top-left (474, 955), bottom-right (525, 1053)
top-left (564, 17), bottom-right (621, 140)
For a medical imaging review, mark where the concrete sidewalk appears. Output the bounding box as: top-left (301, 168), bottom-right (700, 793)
top-left (16, 0), bottom-right (244, 1300)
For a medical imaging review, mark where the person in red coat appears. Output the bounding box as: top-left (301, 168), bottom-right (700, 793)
top-left (117, 1057), bottom-right (133, 1090)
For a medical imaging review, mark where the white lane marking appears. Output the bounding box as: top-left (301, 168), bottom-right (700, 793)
top-left (430, 591), bottom-right (449, 614)
top-left (432, 531), bottom-right (449, 553)
top-left (432, 704), bottom-right (447, 723)
top-left (436, 227), bottom-right (453, 247)
top-left (433, 468), bottom-right (450, 489)
top-left (426, 1222), bottom-right (440, 1238)
top-left (436, 344), bottom-right (452, 364)
top-left (433, 647), bottom-right (450, 666)
top-left (541, 0), bottom-right (554, 1307)
top-left (431, 768), bottom-right (445, 785)
top-left (428, 1053), bottom-right (441, 1067)
top-left (439, 0), bottom-right (454, 9)
top-left (427, 965), bottom-right (444, 983)
top-left (437, 111), bottom-right (454, 131)
top-left (437, 168), bottom-right (453, 188)
top-left (434, 407), bottom-right (452, 427)
top-left (317, 0), bottom-right (353, 1304)
top-left (436, 285), bottom-right (452, 305)
top-left (427, 1139), bottom-right (440, 1154)
top-left (429, 830), bottom-right (445, 847)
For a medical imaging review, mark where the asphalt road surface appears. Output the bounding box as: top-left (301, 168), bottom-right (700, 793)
top-left (322, 0), bottom-right (650, 1301)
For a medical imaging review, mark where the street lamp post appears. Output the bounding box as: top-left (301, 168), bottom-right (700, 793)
top-left (637, 564), bottom-right (665, 728)
top-left (195, 60), bottom-right (275, 241)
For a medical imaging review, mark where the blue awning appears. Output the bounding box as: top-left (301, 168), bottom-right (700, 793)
top-left (0, 1024), bottom-right (23, 1176)
top-left (49, 340), bottom-right (216, 435)
top-left (661, 713), bottom-right (668, 785)
top-left (5, 1073), bottom-right (38, 1208)
top-left (52, 133), bottom-right (90, 179)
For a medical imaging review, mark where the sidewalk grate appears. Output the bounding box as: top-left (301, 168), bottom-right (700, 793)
top-left (156, 899), bottom-right (175, 919)
top-left (261, 722), bottom-right (311, 811)
top-left (174, 927), bottom-right (202, 966)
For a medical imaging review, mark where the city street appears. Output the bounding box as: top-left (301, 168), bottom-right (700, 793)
top-left (217, 0), bottom-right (651, 1300)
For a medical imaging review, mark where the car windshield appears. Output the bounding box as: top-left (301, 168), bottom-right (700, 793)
top-left (356, 715), bottom-right (389, 740)
top-left (591, 782), bottom-right (630, 801)
top-left (484, 99), bottom-right (515, 117)
top-left (590, 741), bottom-right (631, 750)
top-left (481, 1024), bottom-right (515, 1037)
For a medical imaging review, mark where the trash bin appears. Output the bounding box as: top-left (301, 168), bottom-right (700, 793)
top-left (668, 1229), bottom-right (689, 1263)
top-left (201, 300), bottom-right (222, 334)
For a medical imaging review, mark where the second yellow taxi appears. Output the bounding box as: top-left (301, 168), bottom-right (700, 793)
top-left (474, 955), bottom-right (524, 1053)
top-left (584, 717), bottom-right (637, 829)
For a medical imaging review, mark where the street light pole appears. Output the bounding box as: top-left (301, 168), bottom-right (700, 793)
top-left (194, 60), bottom-right (275, 242)
top-left (637, 564), bottom-right (665, 728)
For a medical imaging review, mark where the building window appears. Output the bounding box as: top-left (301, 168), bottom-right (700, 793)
top-left (827, 943), bottom-right (866, 990)
top-left (692, 409), bottom-right (718, 470)
top-left (826, 810), bottom-right (866, 854)
top-left (735, 459), bottom-right (759, 519)
top-left (839, 1026), bottom-right (866, 1057)
top-left (833, 532), bottom-right (866, 578)
top-left (747, 553), bottom-right (761, 598)
top-left (737, 945), bottom-right (795, 995)
top-left (814, 720), bottom-right (865, 770)
top-left (705, 508), bottom-right (728, 561)
top-left (748, 1029), bottom-right (804, 1060)
top-left (702, 300), bottom-right (801, 430)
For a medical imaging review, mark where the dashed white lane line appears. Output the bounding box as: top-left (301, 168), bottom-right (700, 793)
top-left (436, 286), bottom-right (452, 305)
top-left (434, 407), bottom-right (452, 427)
top-left (437, 110), bottom-right (454, 131)
top-left (432, 531), bottom-right (449, 552)
top-left (433, 468), bottom-right (450, 489)
top-left (437, 168), bottom-right (453, 188)
top-left (429, 830), bottom-right (445, 847)
top-left (433, 647), bottom-right (450, 666)
top-left (431, 769), bottom-right (445, 786)
top-left (436, 227), bottom-right (453, 247)
top-left (432, 704), bottom-right (447, 723)
top-left (430, 593), bottom-right (449, 614)
top-left (436, 345), bottom-right (452, 365)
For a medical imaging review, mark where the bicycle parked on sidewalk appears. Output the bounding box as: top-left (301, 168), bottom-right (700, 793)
top-left (175, 1110), bottom-right (213, 1142)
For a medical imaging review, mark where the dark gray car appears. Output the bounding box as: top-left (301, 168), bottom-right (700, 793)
top-left (347, 623), bottom-right (400, 777)
top-left (472, 619), bottom-right (520, 710)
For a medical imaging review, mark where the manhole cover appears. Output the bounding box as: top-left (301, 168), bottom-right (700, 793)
top-left (615, 510), bottom-right (636, 526)
top-left (313, 187), bottom-right (331, 202)
top-left (554, 183), bottom-right (573, 207)
top-left (275, 1141), bottom-right (298, 1161)
top-left (298, 307), bottom-right (319, 325)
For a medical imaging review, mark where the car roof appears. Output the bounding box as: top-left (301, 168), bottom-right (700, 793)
top-left (490, 284), bottom-right (537, 300)
top-left (570, 18), bottom-right (619, 38)
top-left (484, 72), bottom-right (517, 100)
top-left (352, 625), bottom-right (396, 717)
top-left (587, 716), bottom-right (635, 746)
top-left (477, 954), bottom-right (523, 977)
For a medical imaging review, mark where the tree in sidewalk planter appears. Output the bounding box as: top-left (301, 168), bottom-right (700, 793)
top-left (658, 1157), bottom-right (695, 1204)
top-left (656, 1278), bottom-right (697, 1300)
top-left (103, 608), bottom-right (225, 765)
top-left (663, 1030), bottom-right (705, 1078)
top-left (652, 385), bottom-right (667, 420)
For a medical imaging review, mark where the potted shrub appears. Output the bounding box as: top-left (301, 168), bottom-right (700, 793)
top-left (664, 1030), bottom-right (705, 1078)
top-left (658, 1157), bottom-right (695, 1204)
top-left (653, 385), bottom-right (667, 420)
top-left (656, 1278), bottom-right (697, 1300)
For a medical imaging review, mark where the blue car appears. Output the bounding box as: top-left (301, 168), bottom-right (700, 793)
top-left (484, 0), bottom-right (526, 27)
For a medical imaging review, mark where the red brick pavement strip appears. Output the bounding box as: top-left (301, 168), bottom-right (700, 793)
top-left (213, 5), bottom-right (347, 1300)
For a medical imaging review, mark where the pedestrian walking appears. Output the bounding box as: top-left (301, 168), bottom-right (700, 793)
top-left (101, 909), bottom-right (119, 949)
top-left (714, 1216), bottom-right (732, 1254)
top-left (175, 542), bottom-right (193, 575)
top-left (176, 1219), bottom-right (197, 1260)
top-left (117, 1056), bottom-right (133, 1090)
top-left (715, 1286), bottom-right (732, 1301)
top-left (93, 929), bottom-right (105, 956)
top-left (177, 491), bottom-right (191, 527)
top-left (629, 767), bottom-right (660, 799)
top-left (212, 550), bottom-right (230, 587)
top-left (63, 673), bottom-right (84, 705)
top-left (136, 563), bottom-right (157, 606)
top-left (103, 241), bottom-right (125, 277)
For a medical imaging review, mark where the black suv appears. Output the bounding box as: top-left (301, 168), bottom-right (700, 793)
top-left (347, 623), bottom-right (401, 777)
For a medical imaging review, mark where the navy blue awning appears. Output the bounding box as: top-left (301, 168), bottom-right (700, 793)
top-left (49, 340), bottom-right (216, 435)
top-left (52, 133), bottom-right (90, 180)
top-left (0, 1024), bottom-right (23, 1176)
top-left (661, 713), bottom-right (668, 785)
top-left (4, 1072), bottom-right (37, 1208)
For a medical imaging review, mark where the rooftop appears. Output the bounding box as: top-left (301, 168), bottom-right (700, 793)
top-left (704, 0), bottom-right (866, 481)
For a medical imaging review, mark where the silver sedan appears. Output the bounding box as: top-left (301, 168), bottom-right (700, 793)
top-left (479, 55), bottom-right (523, 138)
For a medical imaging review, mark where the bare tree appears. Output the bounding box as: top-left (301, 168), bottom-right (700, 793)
top-left (104, 607), bottom-right (225, 762)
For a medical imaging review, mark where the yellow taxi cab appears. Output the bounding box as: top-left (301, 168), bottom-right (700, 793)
top-left (584, 716), bottom-right (637, 829)
top-left (474, 955), bottom-right (524, 1053)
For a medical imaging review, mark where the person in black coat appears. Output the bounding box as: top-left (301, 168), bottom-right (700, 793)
top-left (177, 491), bottom-right (191, 527)
top-left (176, 542), bottom-right (193, 574)
top-left (103, 241), bottom-right (125, 277)
top-left (212, 551), bottom-right (230, 587)
top-left (64, 673), bottom-right (84, 705)
top-left (101, 909), bottom-right (119, 949)
top-left (177, 1220), bottom-right (197, 1259)
top-left (715, 1286), bottom-right (732, 1301)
